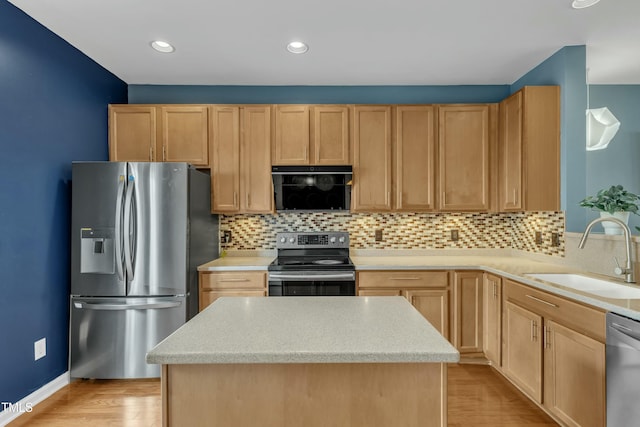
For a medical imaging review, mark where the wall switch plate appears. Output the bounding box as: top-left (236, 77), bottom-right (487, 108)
top-left (551, 232), bottom-right (560, 247)
top-left (34, 338), bottom-right (46, 361)
top-left (535, 231), bottom-right (542, 245)
top-left (374, 229), bottom-right (383, 242)
top-left (221, 230), bottom-right (232, 244)
top-left (450, 229), bottom-right (459, 241)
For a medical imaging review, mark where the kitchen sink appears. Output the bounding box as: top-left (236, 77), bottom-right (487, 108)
top-left (525, 273), bottom-right (640, 300)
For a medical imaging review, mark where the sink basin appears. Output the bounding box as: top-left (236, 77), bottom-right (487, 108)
top-left (525, 273), bottom-right (640, 300)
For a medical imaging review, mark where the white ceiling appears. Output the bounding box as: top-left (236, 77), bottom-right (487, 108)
top-left (8, 0), bottom-right (640, 85)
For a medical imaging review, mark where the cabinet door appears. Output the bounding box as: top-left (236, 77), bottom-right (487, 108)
top-left (522, 86), bottom-right (560, 211)
top-left (242, 106), bottom-right (273, 213)
top-left (405, 289), bottom-right (449, 340)
top-left (482, 273), bottom-right (502, 366)
top-left (199, 290), bottom-right (266, 311)
top-left (438, 105), bottom-right (490, 211)
top-left (312, 106), bottom-right (350, 165)
top-left (210, 106), bottom-right (241, 213)
top-left (394, 106), bottom-right (436, 211)
top-left (352, 106), bottom-right (392, 211)
top-left (453, 272), bottom-right (483, 354)
top-left (160, 106), bottom-right (209, 167)
top-left (543, 320), bottom-right (605, 427)
top-left (503, 300), bottom-right (543, 403)
top-left (499, 92), bottom-right (523, 211)
top-left (273, 105), bottom-right (310, 165)
top-left (108, 105), bottom-right (156, 162)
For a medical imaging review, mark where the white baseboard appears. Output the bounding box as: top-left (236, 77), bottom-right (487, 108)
top-left (0, 371), bottom-right (69, 426)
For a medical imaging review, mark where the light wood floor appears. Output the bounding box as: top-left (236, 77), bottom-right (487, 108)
top-left (448, 364), bottom-right (557, 426)
top-left (9, 364), bottom-right (557, 426)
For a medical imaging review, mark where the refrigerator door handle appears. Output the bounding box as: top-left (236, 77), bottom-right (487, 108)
top-left (123, 174), bottom-right (135, 285)
top-left (114, 175), bottom-right (126, 282)
top-left (73, 301), bottom-right (183, 311)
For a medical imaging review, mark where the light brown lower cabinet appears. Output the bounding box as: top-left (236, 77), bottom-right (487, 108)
top-left (501, 279), bottom-right (606, 427)
top-left (482, 273), bottom-right (502, 366)
top-left (543, 320), bottom-right (605, 427)
top-left (199, 271), bottom-right (266, 311)
top-left (453, 271), bottom-right (483, 355)
top-left (503, 300), bottom-right (543, 402)
top-left (357, 271), bottom-right (449, 340)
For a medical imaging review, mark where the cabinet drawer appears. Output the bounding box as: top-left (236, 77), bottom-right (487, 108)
top-left (200, 272), bottom-right (266, 290)
top-left (357, 271), bottom-right (448, 289)
top-left (504, 279), bottom-right (605, 342)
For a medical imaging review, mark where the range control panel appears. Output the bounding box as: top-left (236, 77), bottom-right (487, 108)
top-left (275, 232), bottom-right (349, 249)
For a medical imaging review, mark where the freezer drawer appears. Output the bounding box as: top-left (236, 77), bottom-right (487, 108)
top-left (70, 296), bottom-right (186, 379)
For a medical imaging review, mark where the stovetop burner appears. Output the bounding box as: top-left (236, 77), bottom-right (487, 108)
top-left (312, 259), bottom-right (344, 265)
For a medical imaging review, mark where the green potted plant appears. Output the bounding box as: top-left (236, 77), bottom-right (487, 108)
top-left (579, 185), bottom-right (640, 235)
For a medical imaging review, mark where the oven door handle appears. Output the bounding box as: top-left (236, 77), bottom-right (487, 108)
top-left (269, 272), bottom-right (355, 281)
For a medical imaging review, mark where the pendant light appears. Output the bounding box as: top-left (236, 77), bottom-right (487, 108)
top-left (585, 69), bottom-right (620, 151)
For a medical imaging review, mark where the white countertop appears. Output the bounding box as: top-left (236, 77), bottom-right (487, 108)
top-left (198, 256), bottom-right (272, 271)
top-left (198, 253), bottom-right (640, 321)
top-left (146, 296), bottom-right (460, 365)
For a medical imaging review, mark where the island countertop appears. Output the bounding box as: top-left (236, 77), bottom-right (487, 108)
top-left (147, 296), bottom-right (459, 365)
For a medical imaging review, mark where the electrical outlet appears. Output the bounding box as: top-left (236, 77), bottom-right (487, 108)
top-left (535, 231), bottom-right (542, 245)
top-left (374, 229), bottom-right (383, 242)
top-left (450, 229), bottom-right (459, 241)
top-left (551, 232), bottom-right (560, 247)
top-left (34, 338), bottom-right (46, 361)
top-left (220, 230), bottom-right (232, 244)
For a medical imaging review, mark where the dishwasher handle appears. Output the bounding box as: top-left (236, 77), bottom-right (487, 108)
top-left (609, 323), bottom-right (640, 351)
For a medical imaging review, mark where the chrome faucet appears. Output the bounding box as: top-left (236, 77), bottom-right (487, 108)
top-left (578, 216), bottom-right (636, 283)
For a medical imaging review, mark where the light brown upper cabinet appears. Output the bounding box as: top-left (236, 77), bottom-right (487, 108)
top-left (499, 86), bottom-right (560, 211)
top-left (210, 105), bottom-right (273, 214)
top-left (273, 105), bottom-right (350, 165)
top-left (312, 106), bottom-right (350, 164)
top-left (109, 104), bottom-right (209, 168)
top-left (109, 105), bottom-right (157, 162)
top-left (210, 106), bottom-right (241, 213)
top-left (393, 105), bottom-right (436, 211)
top-left (352, 105), bottom-right (392, 212)
top-left (273, 105), bottom-right (310, 164)
top-left (160, 106), bottom-right (209, 166)
top-left (438, 105), bottom-right (493, 211)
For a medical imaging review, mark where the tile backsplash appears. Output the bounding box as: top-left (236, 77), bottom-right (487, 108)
top-left (221, 211), bottom-right (565, 256)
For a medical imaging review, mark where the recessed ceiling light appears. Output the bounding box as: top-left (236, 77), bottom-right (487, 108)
top-left (286, 41), bottom-right (308, 54)
top-left (571, 0), bottom-right (601, 9)
top-left (150, 40), bottom-right (175, 53)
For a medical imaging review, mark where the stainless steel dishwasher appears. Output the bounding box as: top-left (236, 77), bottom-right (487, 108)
top-left (607, 312), bottom-right (640, 426)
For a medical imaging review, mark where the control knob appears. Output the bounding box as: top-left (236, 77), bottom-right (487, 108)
top-left (289, 237), bottom-right (296, 243)
top-left (338, 237), bottom-right (345, 243)
top-left (280, 237), bottom-right (286, 243)
top-left (330, 237), bottom-right (336, 243)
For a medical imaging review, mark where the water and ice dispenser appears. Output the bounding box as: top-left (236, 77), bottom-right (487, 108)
top-left (80, 228), bottom-right (115, 274)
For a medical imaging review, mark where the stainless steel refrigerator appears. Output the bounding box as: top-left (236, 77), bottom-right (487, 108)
top-left (69, 162), bottom-right (218, 379)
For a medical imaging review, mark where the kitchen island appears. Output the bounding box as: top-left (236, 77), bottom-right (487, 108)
top-left (147, 296), bottom-right (459, 427)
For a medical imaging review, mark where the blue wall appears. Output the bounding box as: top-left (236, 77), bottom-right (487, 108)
top-left (511, 46), bottom-right (588, 232)
top-left (587, 85), bottom-right (640, 232)
top-left (128, 84), bottom-right (510, 104)
top-left (0, 1), bottom-right (127, 406)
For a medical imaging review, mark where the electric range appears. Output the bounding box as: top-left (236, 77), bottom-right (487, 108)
top-left (267, 232), bottom-right (355, 296)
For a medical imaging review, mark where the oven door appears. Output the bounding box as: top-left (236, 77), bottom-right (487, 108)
top-left (268, 271), bottom-right (356, 296)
